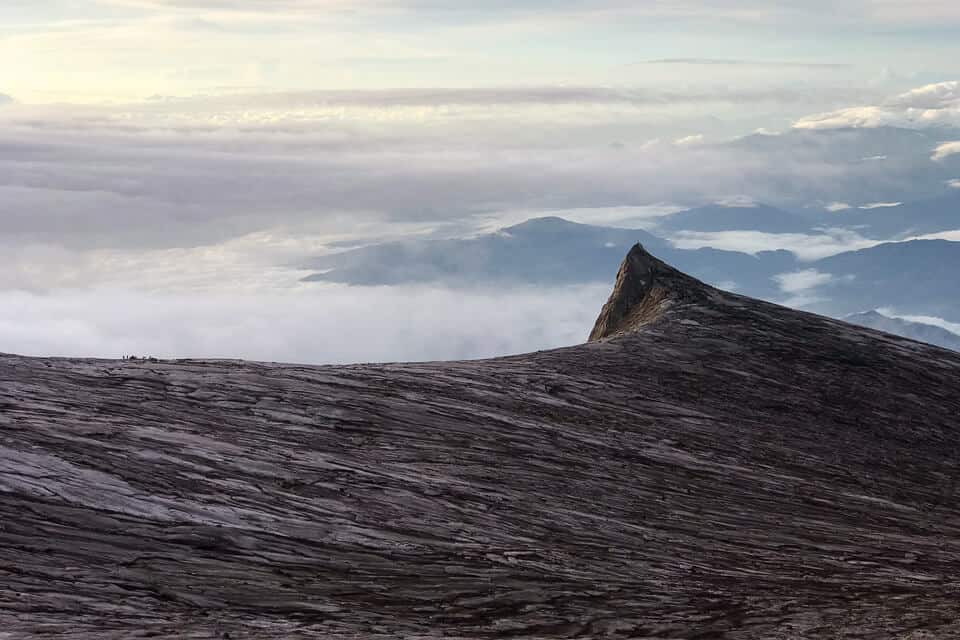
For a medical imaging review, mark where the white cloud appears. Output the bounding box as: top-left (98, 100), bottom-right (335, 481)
top-left (714, 280), bottom-right (738, 291)
top-left (858, 201), bottom-right (902, 209)
top-left (891, 80), bottom-right (960, 110)
top-left (669, 225), bottom-right (958, 263)
top-left (668, 229), bottom-right (880, 261)
top-left (793, 106), bottom-right (893, 130)
top-left (908, 229), bottom-right (960, 242)
top-left (75, 0), bottom-right (960, 26)
top-left (826, 202), bottom-right (852, 212)
top-left (779, 293), bottom-right (827, 308)
top-left (0, 96), bottom-right (878, 253)
top-left (0, 284), bottom-right (609, 364)
top-left (772, 268), bottom-right (835, 307)
top-left (714, 195), bottom-right (758, 208)
top-left (774, 269), bottom-right (833, 294)
top-left (933, 141), bottom-right (960, 161)
top-left (878, 308), bottom-right (960, 336)
top-left (948, 179), bottom-right (960, 189)
top-left (674, 134), bottom-right (706, 146)
top-left (794, 81), bottom-right (960, 130)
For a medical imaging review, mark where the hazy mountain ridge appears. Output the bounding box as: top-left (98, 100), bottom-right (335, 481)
top-left (303, 210), bottom-right (960, 336)
top-left (653, 203), bottom-right (812, 234)
top-left (845, 310), bottom-right (960, 352)
top-left (303, 215), bottom-right (794, 297)
top-left (809, 239), bottom-right (960, 318)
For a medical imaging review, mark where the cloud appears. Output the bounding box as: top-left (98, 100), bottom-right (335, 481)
top-left (774, 269), bottom-right (833, 294)
top-left (0, 95), bottom-right (881, 252)
top-left (714, 195), bottom-right (757, 208)
top-left (668, 229), bottom-right (880, 261)
top-left (933, 141), bottom-right (960, 161)
top-left (93, 0), bottom-right (960, 25)
top-left (642, 58), bottom-right (851, 69)
top-left (858, 202), bottom-right (902, 209)
top-left (949, 179), bottom-right (960, 189)
top-left (129, 86), bottom-right (885, 110)
top-left (150, 87), bottom-right (705, 108)
top-left (877, 309), bottom-right (960, 336)
top-left (891, 81), bottom-right (960, 110)
top-left (794, 81), bottom-right (960, 130)
top-left (826, 202), bottom-right (852, 212)
top-left (772, 268), bottom-right (835, 307)
top-left (0, 284), bottom-right (609, 363)
top-left (0, 94), bottom-right (13, 106)
top-left (674, 134), bottom-right (706, 146)
top-left (793, 106), bottom-right (894, 130)
top-left (909, 230), bottom-right (960, 242)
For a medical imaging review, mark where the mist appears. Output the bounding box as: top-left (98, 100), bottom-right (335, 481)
top-left (0, 284), bottom-right (610, 364)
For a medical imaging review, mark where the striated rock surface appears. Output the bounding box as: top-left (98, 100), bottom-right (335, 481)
top-left (2, 245), bottom-right (960, 638)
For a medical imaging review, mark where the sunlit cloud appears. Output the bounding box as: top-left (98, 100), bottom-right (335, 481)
top-left (794, 81), bottom-right (960, 131)
top-left (878, 308), bottom-right (960, 335)
top-left (772, 268), bottom-right (835, 306)
top-left (859, 202), bottom-right (902, 210)
top-left (933, 141), bottom-right (960, 161)
top-left (826, 202), bottom-right (852, 212)
top-left (774, 268), bottom-right (833, 293)
top-left (674, 134), bottom-right (706, 146)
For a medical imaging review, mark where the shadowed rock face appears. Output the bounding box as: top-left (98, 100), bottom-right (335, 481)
top-left (3, 247), bottom-right (960, 638)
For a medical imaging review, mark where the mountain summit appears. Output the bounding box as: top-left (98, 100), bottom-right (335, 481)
top-left (2, 249), bottom-right (960, 637)
top-left (589, 243), bottom-right (713, 341)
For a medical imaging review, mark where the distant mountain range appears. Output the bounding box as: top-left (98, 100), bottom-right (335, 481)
top-left (303, 216), bottom-right (794, 299)
top-left (845, 310), bottom-right (960, 352)
top-left (648, 194), bottom-right (959, 240)
top-left (304, 214), bottom-right (959, 306)
top-left (818, 193), bottom-right (960, 239)
top-left (653, 204), bottom-right (812, 234)
top-left (810, 239), bottom-right (960, 318)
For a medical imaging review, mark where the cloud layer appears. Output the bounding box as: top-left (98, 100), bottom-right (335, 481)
top-left (934, 141), bottom-right (960, 161)
top-left (2, 79), bottom-right (958, 361)
top-left (795, 81), bottom-right (960, 130)
top-left (0, 284), bottom-right (609, 363)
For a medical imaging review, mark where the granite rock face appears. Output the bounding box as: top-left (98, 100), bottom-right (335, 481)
top-left (589, 243), bottom-right (712, 341)
top-left (2, 245), bottom-right (960, 638)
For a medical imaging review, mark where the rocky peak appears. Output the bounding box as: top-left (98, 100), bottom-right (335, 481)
top-left (589, 243), bottom-right (713, 341)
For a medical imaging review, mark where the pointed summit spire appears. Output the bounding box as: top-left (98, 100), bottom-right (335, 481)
top-left (589, 244), bottom-right (711, 341)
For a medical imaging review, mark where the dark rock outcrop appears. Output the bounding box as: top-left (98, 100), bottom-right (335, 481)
top-left (589, 243), bottom-right (713, 341)
top-left (2, 248), bottom-right (960, 638)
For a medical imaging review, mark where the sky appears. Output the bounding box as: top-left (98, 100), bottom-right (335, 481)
top-left (2, 1), bottom-right (959, 362)
top-left (5, 1), bottom-right (960, 103)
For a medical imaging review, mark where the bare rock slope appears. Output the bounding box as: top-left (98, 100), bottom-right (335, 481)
top-left (2, 245), bottom-right (960, 638)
